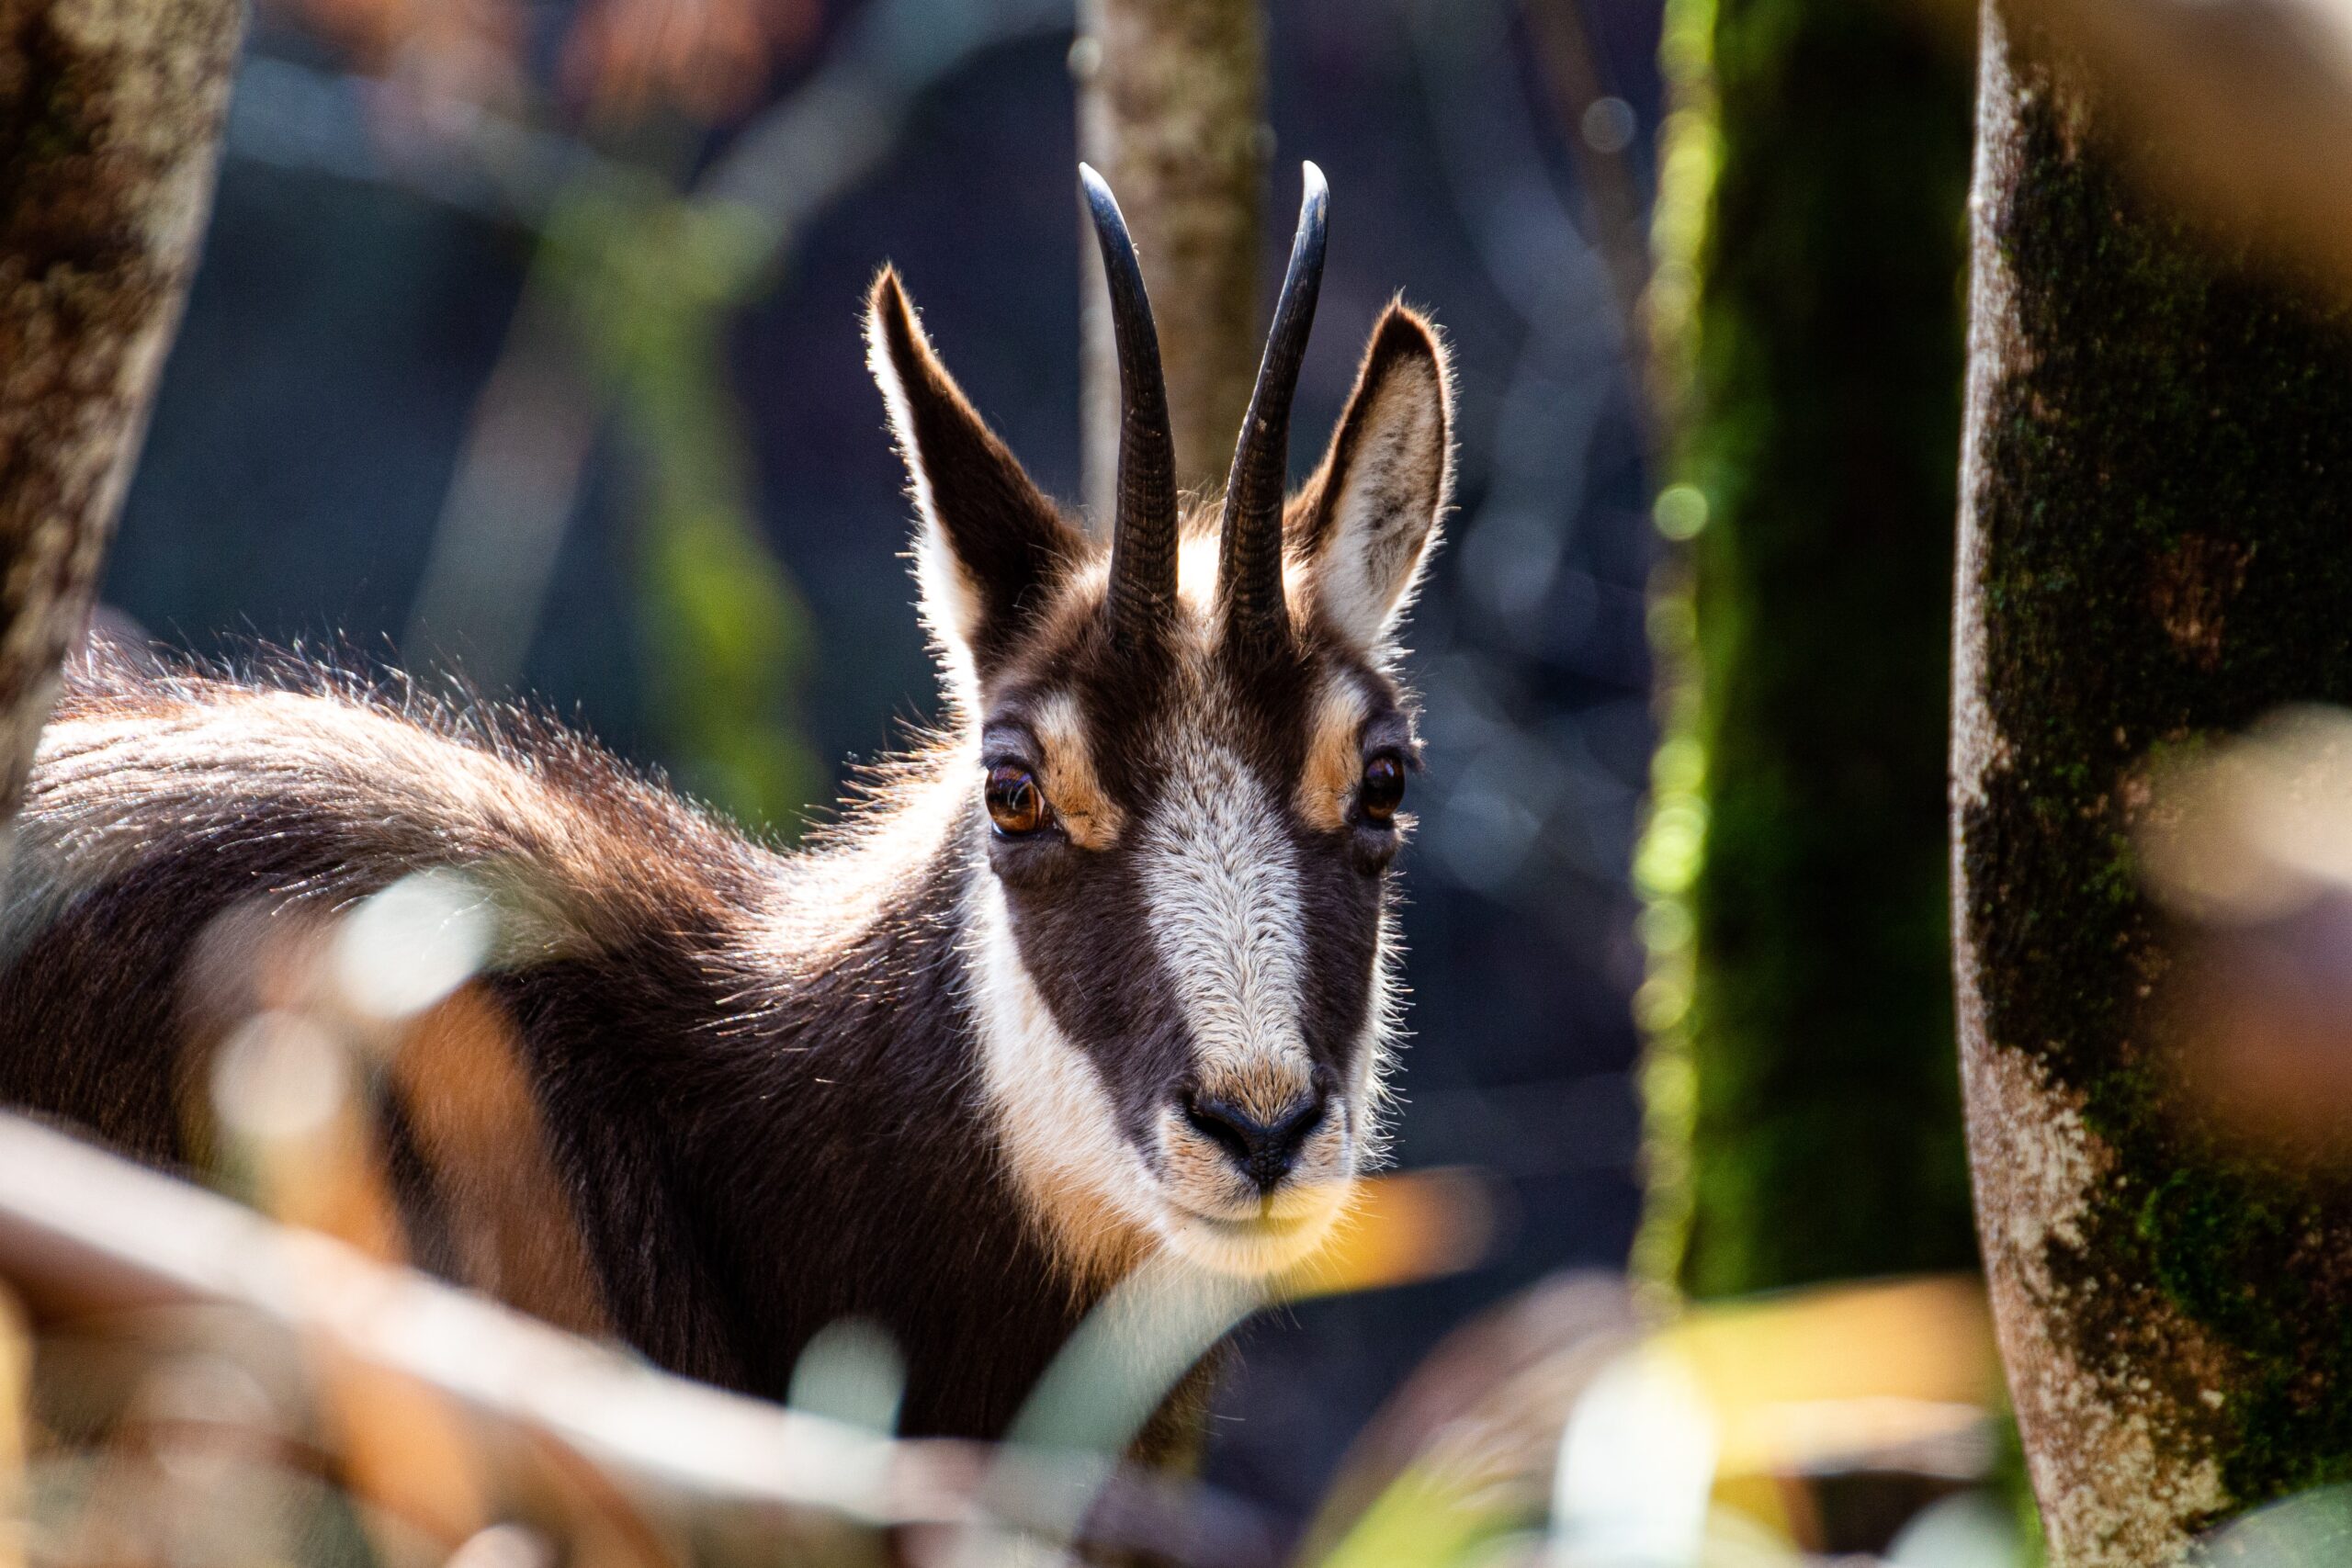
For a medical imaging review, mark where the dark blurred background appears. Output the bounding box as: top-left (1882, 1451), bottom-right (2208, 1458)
top-left (104, 0), bottom-right (1664, 1530)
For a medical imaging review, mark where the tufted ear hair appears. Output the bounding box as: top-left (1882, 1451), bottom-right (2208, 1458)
top-left (865, 268), bottom-right (1081, 693)
top-left (1288, 304), bottom-right (1453, 652)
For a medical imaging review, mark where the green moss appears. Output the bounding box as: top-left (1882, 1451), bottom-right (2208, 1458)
top-left (1964, 72), bottom-right (2352, 1515)
top-left (1637, 0), bottom-right (1978, 1296)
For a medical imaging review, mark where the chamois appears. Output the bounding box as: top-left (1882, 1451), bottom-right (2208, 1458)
top-left (0, 164), bottom-right (1453, 1448)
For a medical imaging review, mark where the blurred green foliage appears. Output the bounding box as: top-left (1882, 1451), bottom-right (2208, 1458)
top-left (1634, 0), bottom-right (1978, 1296)
top-left (543, 179), bottom-right (819, 839)
top-left (1315, 1470), bottom-right (1531, 1568)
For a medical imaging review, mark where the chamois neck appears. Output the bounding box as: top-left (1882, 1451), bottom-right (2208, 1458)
top-left (722, 735), bottom-right (1162, 1297)
top-left (741, 739), bottom-right (980, 987)
top-left (611, 739), bottom-right (1118, 1424)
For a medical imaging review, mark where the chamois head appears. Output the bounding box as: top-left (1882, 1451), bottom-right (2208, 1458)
top-left (865, 164), bottom-right (1452, 1280)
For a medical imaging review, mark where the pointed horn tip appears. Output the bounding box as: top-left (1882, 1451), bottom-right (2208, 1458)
top-left (1079, 163), bottom-right (1119, 215)
top-left (1290, 164), bottom-right (1329, 262)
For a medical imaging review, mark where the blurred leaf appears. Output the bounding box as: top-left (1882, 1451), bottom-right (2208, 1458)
top-left (1302, 1275), bottom-right (1643, 1568)
top-left (1659, 1275), bottom-right (1998, 1478)
top-left (1275, 1168), bottom-right (1500, 1301)
top-left (1315, 1469), bottom-right (1530, 1568)
top-left (2195, 1484), bottom-right (2352, 1564)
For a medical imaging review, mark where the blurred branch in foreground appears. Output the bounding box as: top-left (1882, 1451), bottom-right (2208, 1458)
top-left (0, 859), bottom-right (1500, 1562)
top-left (0, 1111), bottom-right (1283, 1566)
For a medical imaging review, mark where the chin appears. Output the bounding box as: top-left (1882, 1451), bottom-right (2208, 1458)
top-left (1153, 1179), bottom-right (1354, 1278)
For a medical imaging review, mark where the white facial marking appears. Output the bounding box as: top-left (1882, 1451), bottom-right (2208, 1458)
top-left (968, 851), bottom-right (1358, 1280)
top-left (1137, 745), bottom-right (1312, 1122)
top-left (967, 875), bottom-right (1161, 1292)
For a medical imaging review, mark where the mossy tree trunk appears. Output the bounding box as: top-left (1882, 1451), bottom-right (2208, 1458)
top-left (1074, 0), bottom-right (1262, 522)
top-left (0, 0), bottom-right (242, 816)
top-left (1955, 6), bottom-right (2352, 1562)
top-left (1638, 0), bottom-right (1977, 1297)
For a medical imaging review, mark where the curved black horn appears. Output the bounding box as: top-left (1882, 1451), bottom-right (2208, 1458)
top-left (1080, 164), bottom-right (1178, 644)
top-left (1219, 162), bottom-right (1329, 647)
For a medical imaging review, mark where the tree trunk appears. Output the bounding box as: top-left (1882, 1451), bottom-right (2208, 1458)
top-left (1075, 0), bottom-right (1262, 524)
top-left (1635, 0), bottom-right (1977, 1297)
top-left (1955, 6), bottom-right (2352, 1561)
top-left (0, 0), bottom-right (243, 821)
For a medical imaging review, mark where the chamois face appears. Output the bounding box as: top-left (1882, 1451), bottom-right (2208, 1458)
top-left (865, 172), bottom-right (1451, 1280)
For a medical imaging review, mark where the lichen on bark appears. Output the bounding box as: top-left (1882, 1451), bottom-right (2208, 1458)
top-left (1074, 0), bottom-right (1263, 521)
top-left (0, 0), bottom-right (243, 818)
top-left (1956, 7), bottom-right (2352, 1561)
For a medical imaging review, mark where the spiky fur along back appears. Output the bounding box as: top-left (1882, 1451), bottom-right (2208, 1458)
top-left (0, 648), bottom-right (1134, 1442)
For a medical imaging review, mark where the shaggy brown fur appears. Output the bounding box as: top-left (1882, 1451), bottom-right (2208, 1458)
top-left (0, 655), bottom-right (1100, 1439)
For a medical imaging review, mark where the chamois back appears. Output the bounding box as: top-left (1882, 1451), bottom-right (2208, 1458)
top-left (0, 654), bottom-right (1088, 1430)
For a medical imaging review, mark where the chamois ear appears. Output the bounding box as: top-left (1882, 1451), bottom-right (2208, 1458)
top-left (1290, 304), bottom-right (1453, 652)
top-left (865, 268), bottom-right (1080, 688)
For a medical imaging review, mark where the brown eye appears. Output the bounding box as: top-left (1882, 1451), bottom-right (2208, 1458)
top-left (1361, 753), bottom-right (1407, 823)
top-left (985, 763), bottom-right (1046, 835)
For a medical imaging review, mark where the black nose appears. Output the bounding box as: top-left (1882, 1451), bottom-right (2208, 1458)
top-left (1183, 1090), bottom-right (1329, 1192)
